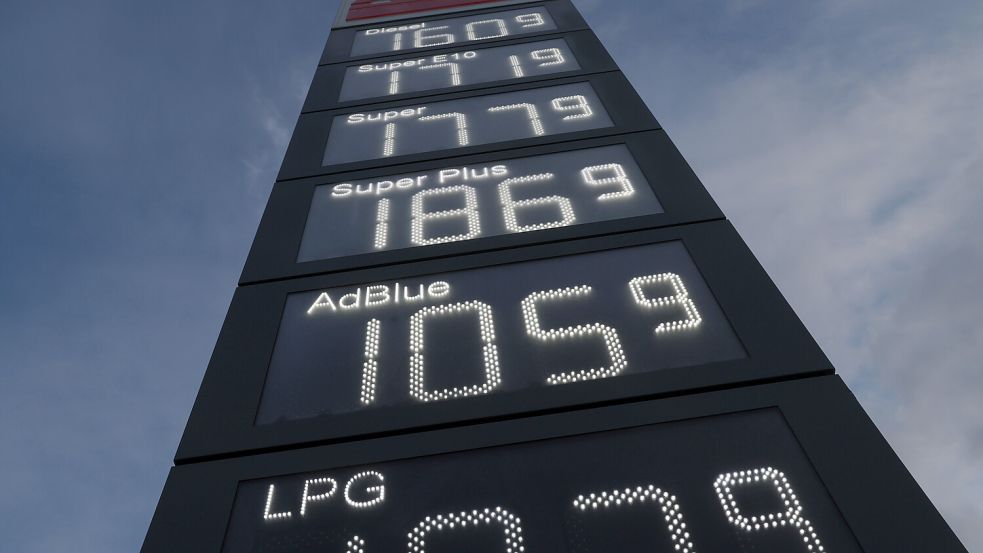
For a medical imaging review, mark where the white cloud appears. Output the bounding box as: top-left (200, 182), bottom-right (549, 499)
top-left (647, 10), bottom-right (983, 550)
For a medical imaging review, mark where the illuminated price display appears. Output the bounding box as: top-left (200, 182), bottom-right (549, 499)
top-left (257, 241), bottom-right (744, 423)
top-left (339, 38), bottom-right (580, 102)
top-left (223, 410), bottom-right (859, 553)
top-left (351, 7), bottom-right (557, 56)
top-left (299, 145), bottom-right (661, 262)
top-left (323, 82), bottom-right (612, 165)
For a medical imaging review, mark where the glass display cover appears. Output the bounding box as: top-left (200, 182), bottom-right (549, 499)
top-left (299, 144), bottom-right (662, 262)
top-left (257, 241), bottom-right (745, 424)
top-left (350, 7), bottom-right (558, 57)
top-left (225, 409), bottom-right (860, 553)
top-left (340, 38), bottom-right (580, 102)
top-left (323, 82), bottom-right (613, 165)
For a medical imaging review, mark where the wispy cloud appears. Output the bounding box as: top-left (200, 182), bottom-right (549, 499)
top-left (576, 0), bottom-right (983, 547)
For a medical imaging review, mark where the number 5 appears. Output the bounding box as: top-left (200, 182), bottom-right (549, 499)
top-left (521, 285), bottom-right (627, 384)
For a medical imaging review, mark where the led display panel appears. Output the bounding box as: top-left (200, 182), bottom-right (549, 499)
top-left (350, 6), bottom-right (557, 56)
top-left (257, 241), bottom-right (745, 424)
top-left (340, 38), bottom-right (580, 102)
top-left (299, 144), bottom-right (662, 262)
top-left (225, 409), bottom-right (859, 553)
top-left (322, 82), bottom-right (612, 166)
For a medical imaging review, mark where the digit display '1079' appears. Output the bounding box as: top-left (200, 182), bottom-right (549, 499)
top-left (350, 7), bottom-right (557, 57)
top-left (299, 145), bottom-right (662, 262)
top-left (223, 410), bottom-right (859, 552)
top-left (322, 82), bottom-right (612, 165)
top-left (256, 241), bottom-right (745, 423)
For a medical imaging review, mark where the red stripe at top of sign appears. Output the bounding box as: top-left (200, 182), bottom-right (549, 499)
top-left (347, 0), bottom-right (517, 21)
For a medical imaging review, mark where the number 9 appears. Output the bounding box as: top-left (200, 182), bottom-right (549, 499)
top-left (551, 95), bottom-right (593, 120)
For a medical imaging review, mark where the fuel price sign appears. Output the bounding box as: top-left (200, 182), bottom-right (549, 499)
top-left (323, 82), bottom-right (613, 165)
top-left (257, 240), bottom-right (745, 423)
top-left (340, 38), bottom-right (580, 102)
top-left (299, 144), bottom-right (661, 262)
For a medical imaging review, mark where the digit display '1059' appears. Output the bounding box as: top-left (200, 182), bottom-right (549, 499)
top-left (322, 82), bottom-right (612, 166)
top-left (299, 144), bottom-right (662, 262)
top-left (223, 409), bottom-right (859, 553)
top-left (256, 241), bottom-right (745, 423)
top-left (350, 7), bottom-right (557, 57)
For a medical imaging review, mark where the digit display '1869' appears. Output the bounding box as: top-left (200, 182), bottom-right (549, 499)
top-left (300, 144), bottom-right (662, 262)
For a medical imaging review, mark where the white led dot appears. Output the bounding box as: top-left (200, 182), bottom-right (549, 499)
top-left (551, 95), bottom-right (593, 120)
top-left (464, 18), bottom-right (508, 41)
top-left (420, 62), bottom-right (462, 87)
top-left (628, 273), bottom-right (702, 333)
top-left (498, 172), bottom-right (576, 233)
top-left (345, 471), bottom-right (386, 509)
top-left (531, 47), bottom-right (565, 67)
top-left (263, 484), bottom-right (292, 521)
top-left (373, 198), bottom-right (390, 250)
top-left (487, 102), bottom-right (545, 136)
top-left (409, 300), bottom-right (501, 402)
top-left (346, 535), bottom-right (366, 553)
top-left (509, 55), bottom-right (525, 78)
top-left (300, 477), bottom-right (338, 516)
top-left (521, 285), bottom-right (627, 384)
top-left (581, 163), bottom-right (635, 201)
top-left (419, 111), bottom-right (470, 147)
top-left (410, 185), bottom-right (482, 245)
top-left (383, 122), bottom-right (397, 157)
top-left (388, 70), bottom-right (401, 95)
top-left (360, 319), bottom-right (381, 405)
top-left (515, 13), bottom-right (546, 28)
top-left (411, 506), bottom-right (523, 553)
top-left (714, 467), bottom-right (825, 552)
top-left (573, 485), bottom-right (696, 553)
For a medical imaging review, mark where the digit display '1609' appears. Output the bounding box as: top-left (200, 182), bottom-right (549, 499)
top-left (350, 7), bottom-right (557, 57)
top-left (224, 410), bottom-right (859, 553)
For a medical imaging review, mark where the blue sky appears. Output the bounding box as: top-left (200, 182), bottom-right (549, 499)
top-left (0, 0), bottom-right (980, 551)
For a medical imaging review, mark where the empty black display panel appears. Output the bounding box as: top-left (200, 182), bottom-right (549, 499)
top-left (143, 377), bottom-right (968, 553)
top-left (178, 222), bottom-right (832, 462)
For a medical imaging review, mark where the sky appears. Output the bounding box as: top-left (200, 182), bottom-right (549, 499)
top-left (0, 0), bottom-right (979, 551)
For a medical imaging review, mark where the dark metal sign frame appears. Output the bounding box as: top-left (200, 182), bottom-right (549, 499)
top-left (145, 376), bottom-right (964, 552)
top-left (179, 221), bottom-right (832, 463)
top-left (243, 131), bottom-right (722, 283)
top-left (322, 0), bottom-right (587, 64)
top-left (306, 30), bottom-right (616, 112)
top-left (279, 72), bottom-right (657, 181)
